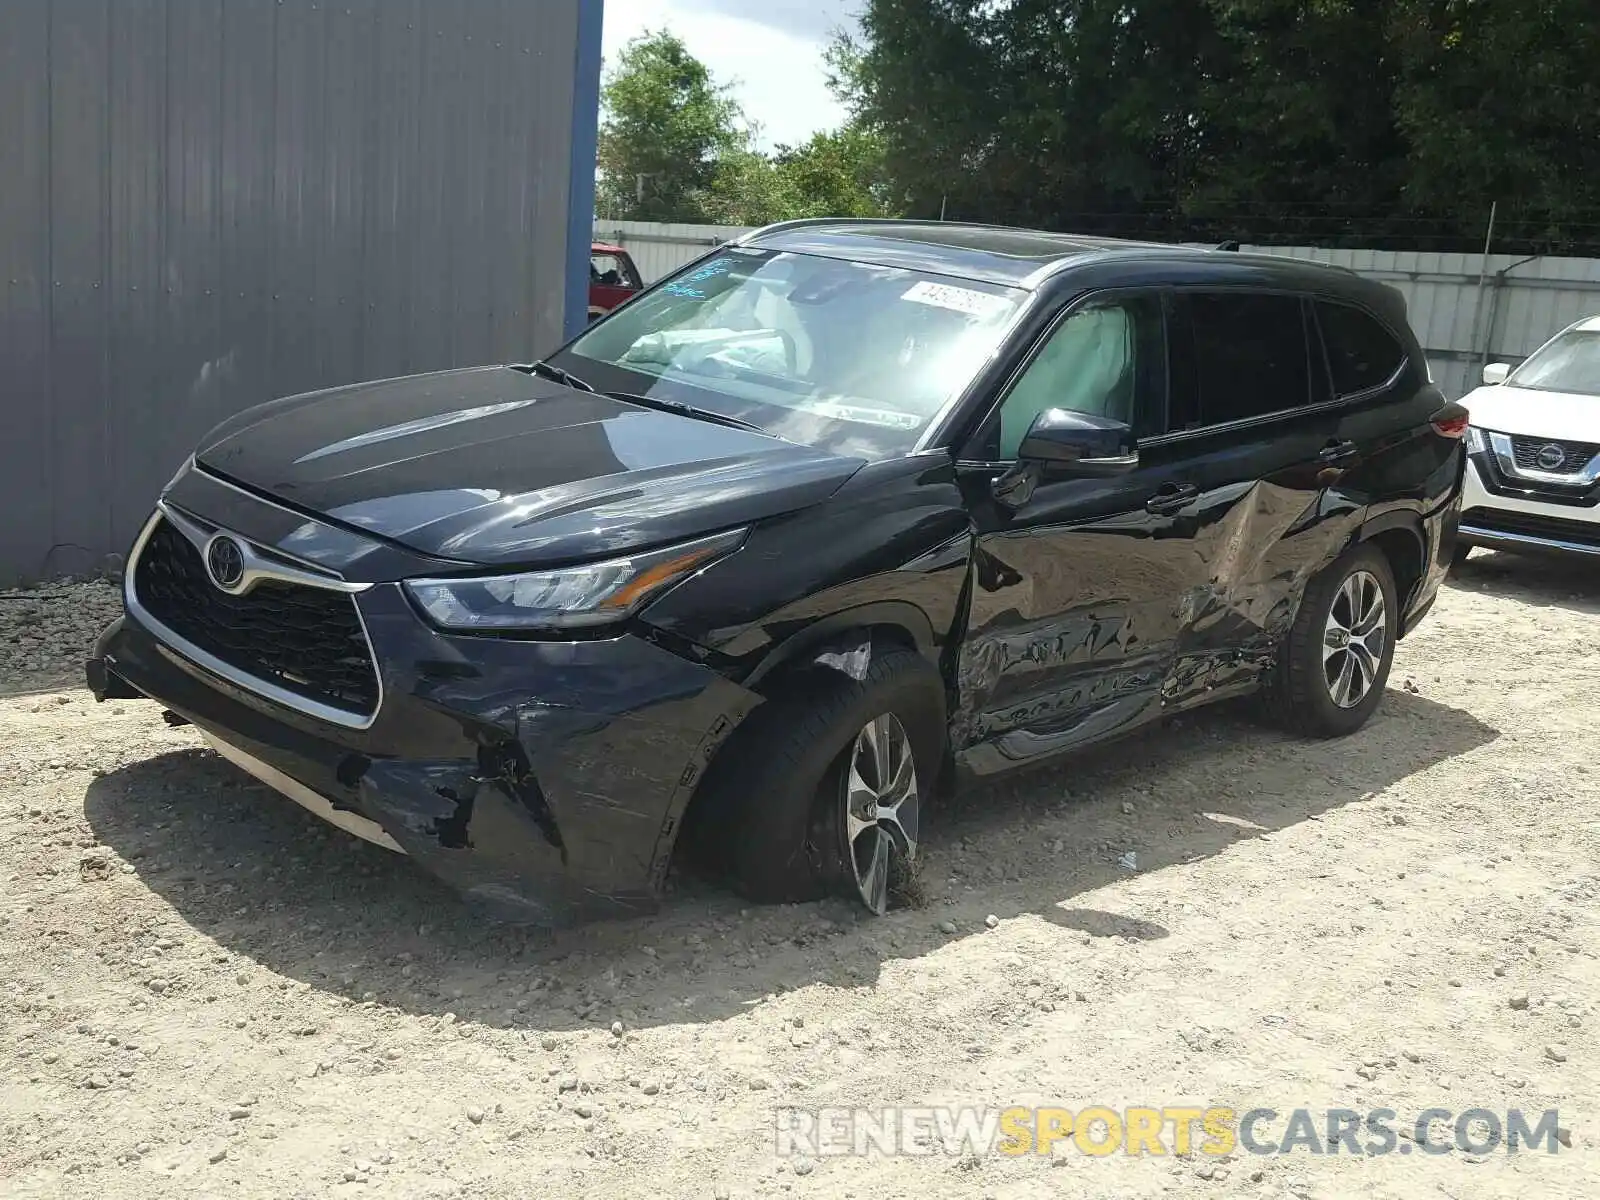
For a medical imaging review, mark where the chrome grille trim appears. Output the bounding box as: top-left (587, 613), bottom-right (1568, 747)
top-left (1487, 430), bottom-right (1600, 487)
top-left (125, 507), bottom-right (385, 731)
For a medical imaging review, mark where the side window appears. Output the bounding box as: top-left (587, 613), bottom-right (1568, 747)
top-left (1178, 292), bottom-right (1311, 428)
top-left (614, 254), bottom-right (642, 289)
top-left (1316, 300), bottom-right (1405, 396)
top-left (992, 295), bottom-right (1166, 458)
top-left (591, 254), bottom-right (624, 286)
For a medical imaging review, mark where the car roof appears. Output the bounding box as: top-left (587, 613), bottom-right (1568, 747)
top-left (591, 241), bottom-right (627, 255)
top-left (1572, 314), bottom-right (1600, 333)
top-left (741, 218), bottom-right (1371, 297)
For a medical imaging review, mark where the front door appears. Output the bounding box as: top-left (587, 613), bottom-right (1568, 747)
top-left (952, 290), bottom-right (1208, 775)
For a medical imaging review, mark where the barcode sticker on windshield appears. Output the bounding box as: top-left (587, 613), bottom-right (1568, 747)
top-left (901, 280), bottom-right (1009, 319)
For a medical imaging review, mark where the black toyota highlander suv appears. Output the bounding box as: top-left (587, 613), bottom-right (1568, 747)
top-left (88, 220), bottom-right (1466, 922)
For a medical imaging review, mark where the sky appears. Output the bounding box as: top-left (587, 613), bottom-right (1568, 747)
top-left (600, 0), bottom-right (855, 150)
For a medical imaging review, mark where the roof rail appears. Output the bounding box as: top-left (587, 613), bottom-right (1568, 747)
top-left (732, 215), bottom-right (1047, 246)
top-left (731, 216), bottom-right (882, 245)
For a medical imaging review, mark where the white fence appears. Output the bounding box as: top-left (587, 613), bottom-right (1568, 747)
top-left (593, 221), bottom-right (750, 291)
top-left (595, 220), bottom-right (1600, 401)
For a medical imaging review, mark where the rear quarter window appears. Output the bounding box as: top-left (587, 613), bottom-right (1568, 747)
top-left (1316, 301), bottom-right (1406, 396)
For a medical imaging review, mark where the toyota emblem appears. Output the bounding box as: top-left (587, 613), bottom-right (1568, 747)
top-left (1535, 443), bottom-right (1566, 471)
top-left (205, 535), bottom-right (246, 591)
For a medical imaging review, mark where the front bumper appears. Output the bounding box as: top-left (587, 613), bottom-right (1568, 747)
top-left (89, 585), bottom-right (758, 925)
top-left (1459, 454), bottom-right (1600, 557)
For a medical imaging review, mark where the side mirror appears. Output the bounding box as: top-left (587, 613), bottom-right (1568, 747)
top-left (1481, 362), bottom-right (1511, 386)
top-left (1018, 409), bottom-right (1138, 476)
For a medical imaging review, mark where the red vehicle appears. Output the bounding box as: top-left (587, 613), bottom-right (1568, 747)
top-left (589, 242), bottom-right (643, 320)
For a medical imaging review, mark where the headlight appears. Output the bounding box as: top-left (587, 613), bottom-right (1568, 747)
top-left (404, 528), bottom-right (746, 631)
top-left (1465, 425), bottom-right (1488, 453)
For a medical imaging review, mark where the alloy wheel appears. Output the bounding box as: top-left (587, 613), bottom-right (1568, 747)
top-left (842, 712), bottom-right (919, 915)
top-left (1323, 569), bottom-right (1387, 709)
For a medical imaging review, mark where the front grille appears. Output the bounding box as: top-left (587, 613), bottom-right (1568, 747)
top-left (1461, 506), bottom-right (1600, 548)
top-left (1510, 435), bottom-right (1600, 475)
top-left (1475, 446), bottom-right (1598, 506)
top-left (133, 517), bottom-right (380, 718)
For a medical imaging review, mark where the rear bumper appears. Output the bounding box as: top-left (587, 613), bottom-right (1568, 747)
top-left (88, 598), bottom-right (757, 925)
top-left (1392, 486), bottom-right (1460, 640)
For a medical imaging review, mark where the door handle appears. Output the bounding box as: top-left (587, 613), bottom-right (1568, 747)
top-left (1145, 482), bottom-right (1199, 515)
top-left (1318, 439), bottom-right (1359, 465)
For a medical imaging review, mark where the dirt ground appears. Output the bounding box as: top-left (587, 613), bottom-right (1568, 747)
top-left (2, 551), bottom-right (1596, 1199)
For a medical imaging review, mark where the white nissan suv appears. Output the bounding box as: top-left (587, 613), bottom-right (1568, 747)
top-left (1458, 314), bottom-right (1600, 562)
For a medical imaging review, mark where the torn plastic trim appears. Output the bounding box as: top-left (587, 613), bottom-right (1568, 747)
top-left (814, 636), bottom-right (872, 682)
top-left (200, 729), bottom-right (405, 853)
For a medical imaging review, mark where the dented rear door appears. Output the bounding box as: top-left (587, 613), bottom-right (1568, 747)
top-left (1149, 413), bottom-right (1343, 707)
top-left (1155, 289), bottom-right (1351, 708)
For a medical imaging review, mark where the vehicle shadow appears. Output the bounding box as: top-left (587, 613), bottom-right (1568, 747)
top-left (1452, 547), bottom-right (1600, 615)
top-left (82, 689), bottom-right (1497, 1034)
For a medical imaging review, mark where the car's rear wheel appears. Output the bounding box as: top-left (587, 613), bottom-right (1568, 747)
top-left (693, 648), bottom-right (945, 913)
top-left (1266, 544), bottom-right (1398, 737)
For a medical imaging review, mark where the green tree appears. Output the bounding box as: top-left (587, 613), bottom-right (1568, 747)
top-left (596, 30), bottom-right (747, 221)
top-left (827, 0), bottom-right (1224, 229)
top-left (1389, 0), bottom-right (1600, 233)
top-left (701, 148), bottom-right (803, 225)
top-left (1184, 0), bottom-right (1407, 229)
top-left (774, 124), bottom-right (901, 218)
top-left (596, 30), bottom-right (902, 225)
top-left (833, 0), bottom-right (1600, 250)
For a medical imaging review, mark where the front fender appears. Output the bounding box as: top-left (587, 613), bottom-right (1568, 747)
top-left (641, 456), bottom-right (975, 692)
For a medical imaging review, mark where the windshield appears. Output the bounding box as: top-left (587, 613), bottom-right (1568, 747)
top-left (562, 248), bottom-right (1027, 458)
top-left (1507, 328), bottom-right (1600, 397)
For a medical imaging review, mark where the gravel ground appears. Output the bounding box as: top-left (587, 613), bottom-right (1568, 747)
top-left (2, 553), bottom-right (1597, 1199)
top-left (0, 578), bottom-right (125, 693)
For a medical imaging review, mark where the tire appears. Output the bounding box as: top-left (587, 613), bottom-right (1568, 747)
top-left (1266, 543), bottom-right (1398, 738)
top-left (693, 649), bottom-right (946, 912)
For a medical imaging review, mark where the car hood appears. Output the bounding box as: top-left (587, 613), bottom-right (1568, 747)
top-left (1462, 383), bottom-right (1600, 442)
top-left (195, 366), bottom-right (865, 567)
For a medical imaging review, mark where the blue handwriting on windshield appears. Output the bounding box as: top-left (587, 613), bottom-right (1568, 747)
top-left (663, 257), bottom-right (735, 299)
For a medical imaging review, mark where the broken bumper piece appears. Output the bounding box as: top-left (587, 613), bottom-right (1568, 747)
top-left (86, 603), bottom-right (757, 925)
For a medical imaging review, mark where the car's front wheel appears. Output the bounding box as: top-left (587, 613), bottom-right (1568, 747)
top-left (1267, 544), bottom-right (1398, 737)
top-left (693, 648), bottom-right (946, 914)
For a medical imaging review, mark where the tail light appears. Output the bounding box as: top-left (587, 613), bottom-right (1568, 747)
top-left (1430, 403), bottom-right (1469, 438)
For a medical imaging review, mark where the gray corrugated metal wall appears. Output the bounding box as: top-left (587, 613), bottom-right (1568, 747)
top-left (0, 0), bottom-right (599, 585)
top-left (1250, 246), bottom-right (1600, 401)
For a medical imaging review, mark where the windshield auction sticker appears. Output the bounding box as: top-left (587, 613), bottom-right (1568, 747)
top-left (900, 280), bottom-right (1011, 320)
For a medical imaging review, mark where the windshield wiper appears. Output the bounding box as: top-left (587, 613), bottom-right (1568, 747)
top-left (606, 391), bottom-right (769, 436)
top-left (522, 360), bottom-right (768, 435)
top-left (523, 360), bottom-right (596, 393)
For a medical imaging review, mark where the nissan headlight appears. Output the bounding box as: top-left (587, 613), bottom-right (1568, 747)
top-left (1465, 425), bottom-right (1488, 454)
top-left (403, 528), bottom-right (746, 631)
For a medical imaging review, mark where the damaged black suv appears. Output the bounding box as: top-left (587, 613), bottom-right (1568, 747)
top-left (89, 219), bottom-right (1466, 922)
